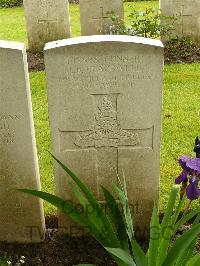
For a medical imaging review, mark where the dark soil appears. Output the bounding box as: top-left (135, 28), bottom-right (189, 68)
top-left (27, 52), bottom-right (44, 72)
top-left (0, 215), bottom-right (200, 266)
top-left (0, 216), bottom-right (116, 266)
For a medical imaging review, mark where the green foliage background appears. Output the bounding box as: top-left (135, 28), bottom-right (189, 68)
top-left (0, 0), bottom-right (22, 8)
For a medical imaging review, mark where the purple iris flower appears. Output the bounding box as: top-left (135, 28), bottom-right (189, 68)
top-left (178, 155), bottom-right (191, 167)
top-left (186, 176), bottom-right (200, 200)
top-left (175, 156), bottom-right (200, 200)
top-left (175, 156), bottom-right (190, 184)
top-left (175, 170), bottom-right (188, 184)
top-left (186, 158), bottom-right (200, 176)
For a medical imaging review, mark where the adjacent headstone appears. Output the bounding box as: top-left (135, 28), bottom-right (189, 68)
top-left (0, 41), bottom-right (45, 243)
top-left (160, 0), bottom-right (200, 43)
top-left (45, 35), bottom-right (163, 234)
top-left (23, 0), bottom-right (71, 52)
top-left (80, 0), bottom-right (124, 35)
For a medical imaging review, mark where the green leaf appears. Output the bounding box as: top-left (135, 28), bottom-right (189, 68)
top-left (148, 206), bottom-right (160, 266)
top-left (131, 239), bottom-right (147, 266)
top-left (173, 207), bottom-right (200, 236)
top-left (68, 183), bottom-right (112, 246)
top-left (156, 225), bottom-right (172, 265)
top-left (160, 185), bottom-right (179, 236)
top-left (156, 185), bottom-right (179, 265)
top-left (186, 254), bottom-right (200, 266)
top-left (162, 224), bottom-right (200, 266)
top-left (113, 184), bottom-right (134, 242)
top-left (105, 247), bottom-right (136, 266)
top-left (179, 212), bottom-right (200, 264)
top-left (171, 195), bottom-right (186, 226)
top-left (18, 189), bottom-right (91, 228)
top-left (50, 153), bottom-right (119, 247)
top-left (18, 189), bottom-right (111, 246)
top-left (101, 186), bottom-right (129, 251)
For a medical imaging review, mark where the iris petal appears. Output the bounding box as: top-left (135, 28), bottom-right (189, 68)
top-left (186, 177), bottom-right (200, 200)
top-left (175, 170), bottom-right (188, 184)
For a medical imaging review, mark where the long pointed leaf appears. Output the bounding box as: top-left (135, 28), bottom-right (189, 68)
top-left (105, 247), bottom-right (136, 266)
top-left (148, 206), bottom-right (160, 266)
top-left (172, 195), bottom-right (186, 226)
top-left (18, 189), bottom-right (112, 246)
top-left (131, 239), bottom-right (147, 266)
top-left (51, 153), bottom-right (119, 247)
top-left (68, 183), bottom-right (111, 246)
top-left (186, 254), bottom-right (200, 266)
top-left (163, 224), bottom-right (200, 266)
top-left (180, 212), bottom-right (200, 265)
top-left (173, 207), bottom-right (200, 236)
top-left (160, 185), bottom-right (179, 235)
top-left (102, 186), bottom-right (129, 251)
top-left (113, 184), bottom-right (134, 241)
top-left (18, 189), bottom-right (91, 228)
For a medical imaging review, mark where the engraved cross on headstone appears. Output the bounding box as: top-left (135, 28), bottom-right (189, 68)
top-left (92, 3), bottom-right (111, 33)
top-left (60, 93), bottom-right (154, 196)
top-left (38, 1), bottom-right (57, 35)
top-left (180, 2), bottom-right (192, 35)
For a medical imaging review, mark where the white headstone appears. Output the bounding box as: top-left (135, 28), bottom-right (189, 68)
top-left (79, 0), bottom-right (124, 35)
top-left (23, 0), bottom-right (71, 52)
top-left (160, 0), bottom-right (200, 42)
top-left (0, 41), bottom-right (45, 243)
top-left (45, 36), bottom-right (163, 234)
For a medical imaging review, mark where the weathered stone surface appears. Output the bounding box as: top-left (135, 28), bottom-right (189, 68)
top-left (160, 0), bottom-right (200, 43)
top-left (0, 41), bottom-right (45, 243)
top-left (79, 0), bottom-right (124, 35)
top-left (23, 0), bottom-right (71, 52)
top-left (45, 35), bottom-right (163, 233)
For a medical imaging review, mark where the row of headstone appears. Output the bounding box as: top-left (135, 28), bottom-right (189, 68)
top-left (0, 36), bottom-right (163, 242)
top-left (23, 0), bottom-right (124, 52)
top-left (23, 0), bottom-right (200, 52)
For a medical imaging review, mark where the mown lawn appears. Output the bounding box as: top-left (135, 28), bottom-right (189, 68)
top-left (0, 1), bottom-right (200, 214)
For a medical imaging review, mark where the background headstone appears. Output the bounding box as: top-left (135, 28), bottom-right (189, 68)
top-left (79, 0), bottom-right (124, 35)
top-left (160, 0), bottom-right (200, 43)
top-left (0, 41), bottom-right (45, 243)
top-left (45, 35), bottom-right (163, 234)
top-left (23, 0), bottom-right (71, 52)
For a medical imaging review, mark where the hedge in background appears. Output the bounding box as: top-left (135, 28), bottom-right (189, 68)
top-left (0, 0), bottom-right (23, 8)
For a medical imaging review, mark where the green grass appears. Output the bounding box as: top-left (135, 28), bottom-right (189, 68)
top-left (0, 2), bottom-right (159, 44)
top-left (29, 64), bottom-right (200, 214)
top-left (0, 1), bottom-right (200, 214)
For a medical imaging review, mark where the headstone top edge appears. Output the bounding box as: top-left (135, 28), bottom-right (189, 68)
top-left (0, 40), bottom-right (26, 51)
top-left (44, 35), bottom-right (164, 51)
